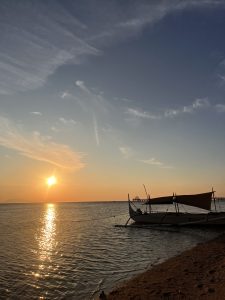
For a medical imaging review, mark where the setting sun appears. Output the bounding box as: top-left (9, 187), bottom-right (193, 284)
top-left (46, 176), bottom-right (57, 188)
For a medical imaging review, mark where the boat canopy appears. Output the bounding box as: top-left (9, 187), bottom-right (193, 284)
top-left (145, 196), bottom-right (173, 205)
top-left (145, 192), bottom-right (213, 210)
top-left (175, 192), bottom-right (213, 211)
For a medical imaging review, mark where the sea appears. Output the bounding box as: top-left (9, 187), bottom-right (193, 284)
top-left (0, 201), bottom-right (225, 300)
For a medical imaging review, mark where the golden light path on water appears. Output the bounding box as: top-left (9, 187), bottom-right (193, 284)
top-left (33, 204), bottom-right (58, 284)
top-left (39, 204), bottom-right (56, 261)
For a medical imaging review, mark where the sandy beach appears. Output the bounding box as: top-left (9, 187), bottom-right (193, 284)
top-left (105, 233), bottom-right (225, 300)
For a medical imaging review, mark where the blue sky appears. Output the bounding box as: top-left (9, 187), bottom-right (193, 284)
top-left (0, 0), bottom-right (225, 201)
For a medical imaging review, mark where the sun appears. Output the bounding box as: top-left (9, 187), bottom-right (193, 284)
top-left (46, 175), bottom-right (57, 188)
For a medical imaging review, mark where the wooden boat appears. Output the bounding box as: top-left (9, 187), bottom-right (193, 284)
top-left (128, 191), bottom-right (225, 226)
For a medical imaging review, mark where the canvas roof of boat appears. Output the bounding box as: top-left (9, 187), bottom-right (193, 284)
top-left (145, 196), bottom-right (174, 205)
top-left (175, 192), bottom-right (213, 211)
top-left (145, 192), bottom-right (213, 211)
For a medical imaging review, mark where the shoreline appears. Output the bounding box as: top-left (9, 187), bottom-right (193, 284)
top-left (105, 233), bottom-right (225, 299)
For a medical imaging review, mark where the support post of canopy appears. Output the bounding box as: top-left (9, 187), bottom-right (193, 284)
top-left (212, 187), bottom-right (217, 212)
top-left (174, 193), bottom-right (179, 213)
top-left (143, 184), bottom-right (151, 213)
top-left (174, 201), bottom-right (177, 213)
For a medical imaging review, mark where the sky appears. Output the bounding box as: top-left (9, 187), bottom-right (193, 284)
top-left (0, 0), bottom-right (225, 202)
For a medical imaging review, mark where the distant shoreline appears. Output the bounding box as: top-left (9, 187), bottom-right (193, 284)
top-left (0, 200), bottom-right (127, 204)
top-left (106, 233), bottom-right (225, 299)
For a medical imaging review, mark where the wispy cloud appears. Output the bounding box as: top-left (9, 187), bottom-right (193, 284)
top-left (117, 3), bottom-right (172, 32)
top-left (59, 117), bottom-right (77, 125)
top-left (126, 98), bottom-right (210, 121)
top-left (116, 1), bottom-right (225, 35)
top-left (75, 80), bottom-right (109, 114)
top-left (74, 80), bottom-right (112, 145)
top-left (126, 108), bottom-right (160, 119)
top-left (119, 146), bottom-right (134, 159)
top-left (164, 109), bottom-right (180, 118)
top-left (88, 0), bottom-right (225, 48)
top-left (75, 80), bottom-right (89, 93)
top-left (0, 116), bottom-right (84, 170)
top-left (75, 80), bottom-right (106, 112)
top-left (140, 158), bottom-right (173, 169)
top-left (1, 1), bottom-right (224, 94)
top-left (192, 98), bottom-right (210, 108)
top-left (164, 98), bottom-right (210, 118)
top-left (140, 158), bottom-right (163, 166)
top-left (0, 2), bottom-right (99, 94)
top-left (61, 91), bottom-right (72, 99)
top-left (215, 104), bottom-right (225, 112)
top-left (30, 111), bottom-right (42, 116)
top-left (119, 144), bottom-right (172, 168)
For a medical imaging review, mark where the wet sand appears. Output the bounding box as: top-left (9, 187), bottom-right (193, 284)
top-left (106, 234), bottom-right (225, 299)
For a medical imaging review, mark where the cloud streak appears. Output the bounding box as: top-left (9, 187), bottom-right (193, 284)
top-left (117, 0), bottom-right (225, 32)
top-left (126, 98), bottom-right (211, 121)
top-left (0, 116), bottom-right (84, 171)
top-left (0, 2), bottom-right (99, 94)
top-left (140, 158), bottom-right (173, 169)
top-left (30, 111), bottom-right (42, 116)
top-left (126, 108), bottom-right (160, 120)
top-left (164, 98), bottom-right (210, 118)
top-left (1, 1), bottom-right (225, 94)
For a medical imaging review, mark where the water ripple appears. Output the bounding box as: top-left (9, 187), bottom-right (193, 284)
top-left (0, 202), bottom-right (225, 299)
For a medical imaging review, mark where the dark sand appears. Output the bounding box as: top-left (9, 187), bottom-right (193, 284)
top-left (105, 234), bottom-right (225, 300)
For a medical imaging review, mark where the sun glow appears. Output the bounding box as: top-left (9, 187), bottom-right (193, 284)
top-left (46, 176), bottom-right (57, 188)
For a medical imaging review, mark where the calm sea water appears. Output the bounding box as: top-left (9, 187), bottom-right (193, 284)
top-left (0, 201), bottom-right (224, 300)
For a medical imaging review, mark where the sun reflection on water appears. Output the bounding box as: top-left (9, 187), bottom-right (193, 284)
top-left (39, 203), bottom-right (57, 262)
top-left (34, 204), bottom-right (58, 282)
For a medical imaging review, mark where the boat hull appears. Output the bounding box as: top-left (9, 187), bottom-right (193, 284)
top-left (130, 210), bottom-right (225, 226)
top-left (128, 192), bottom-right (225, 226)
